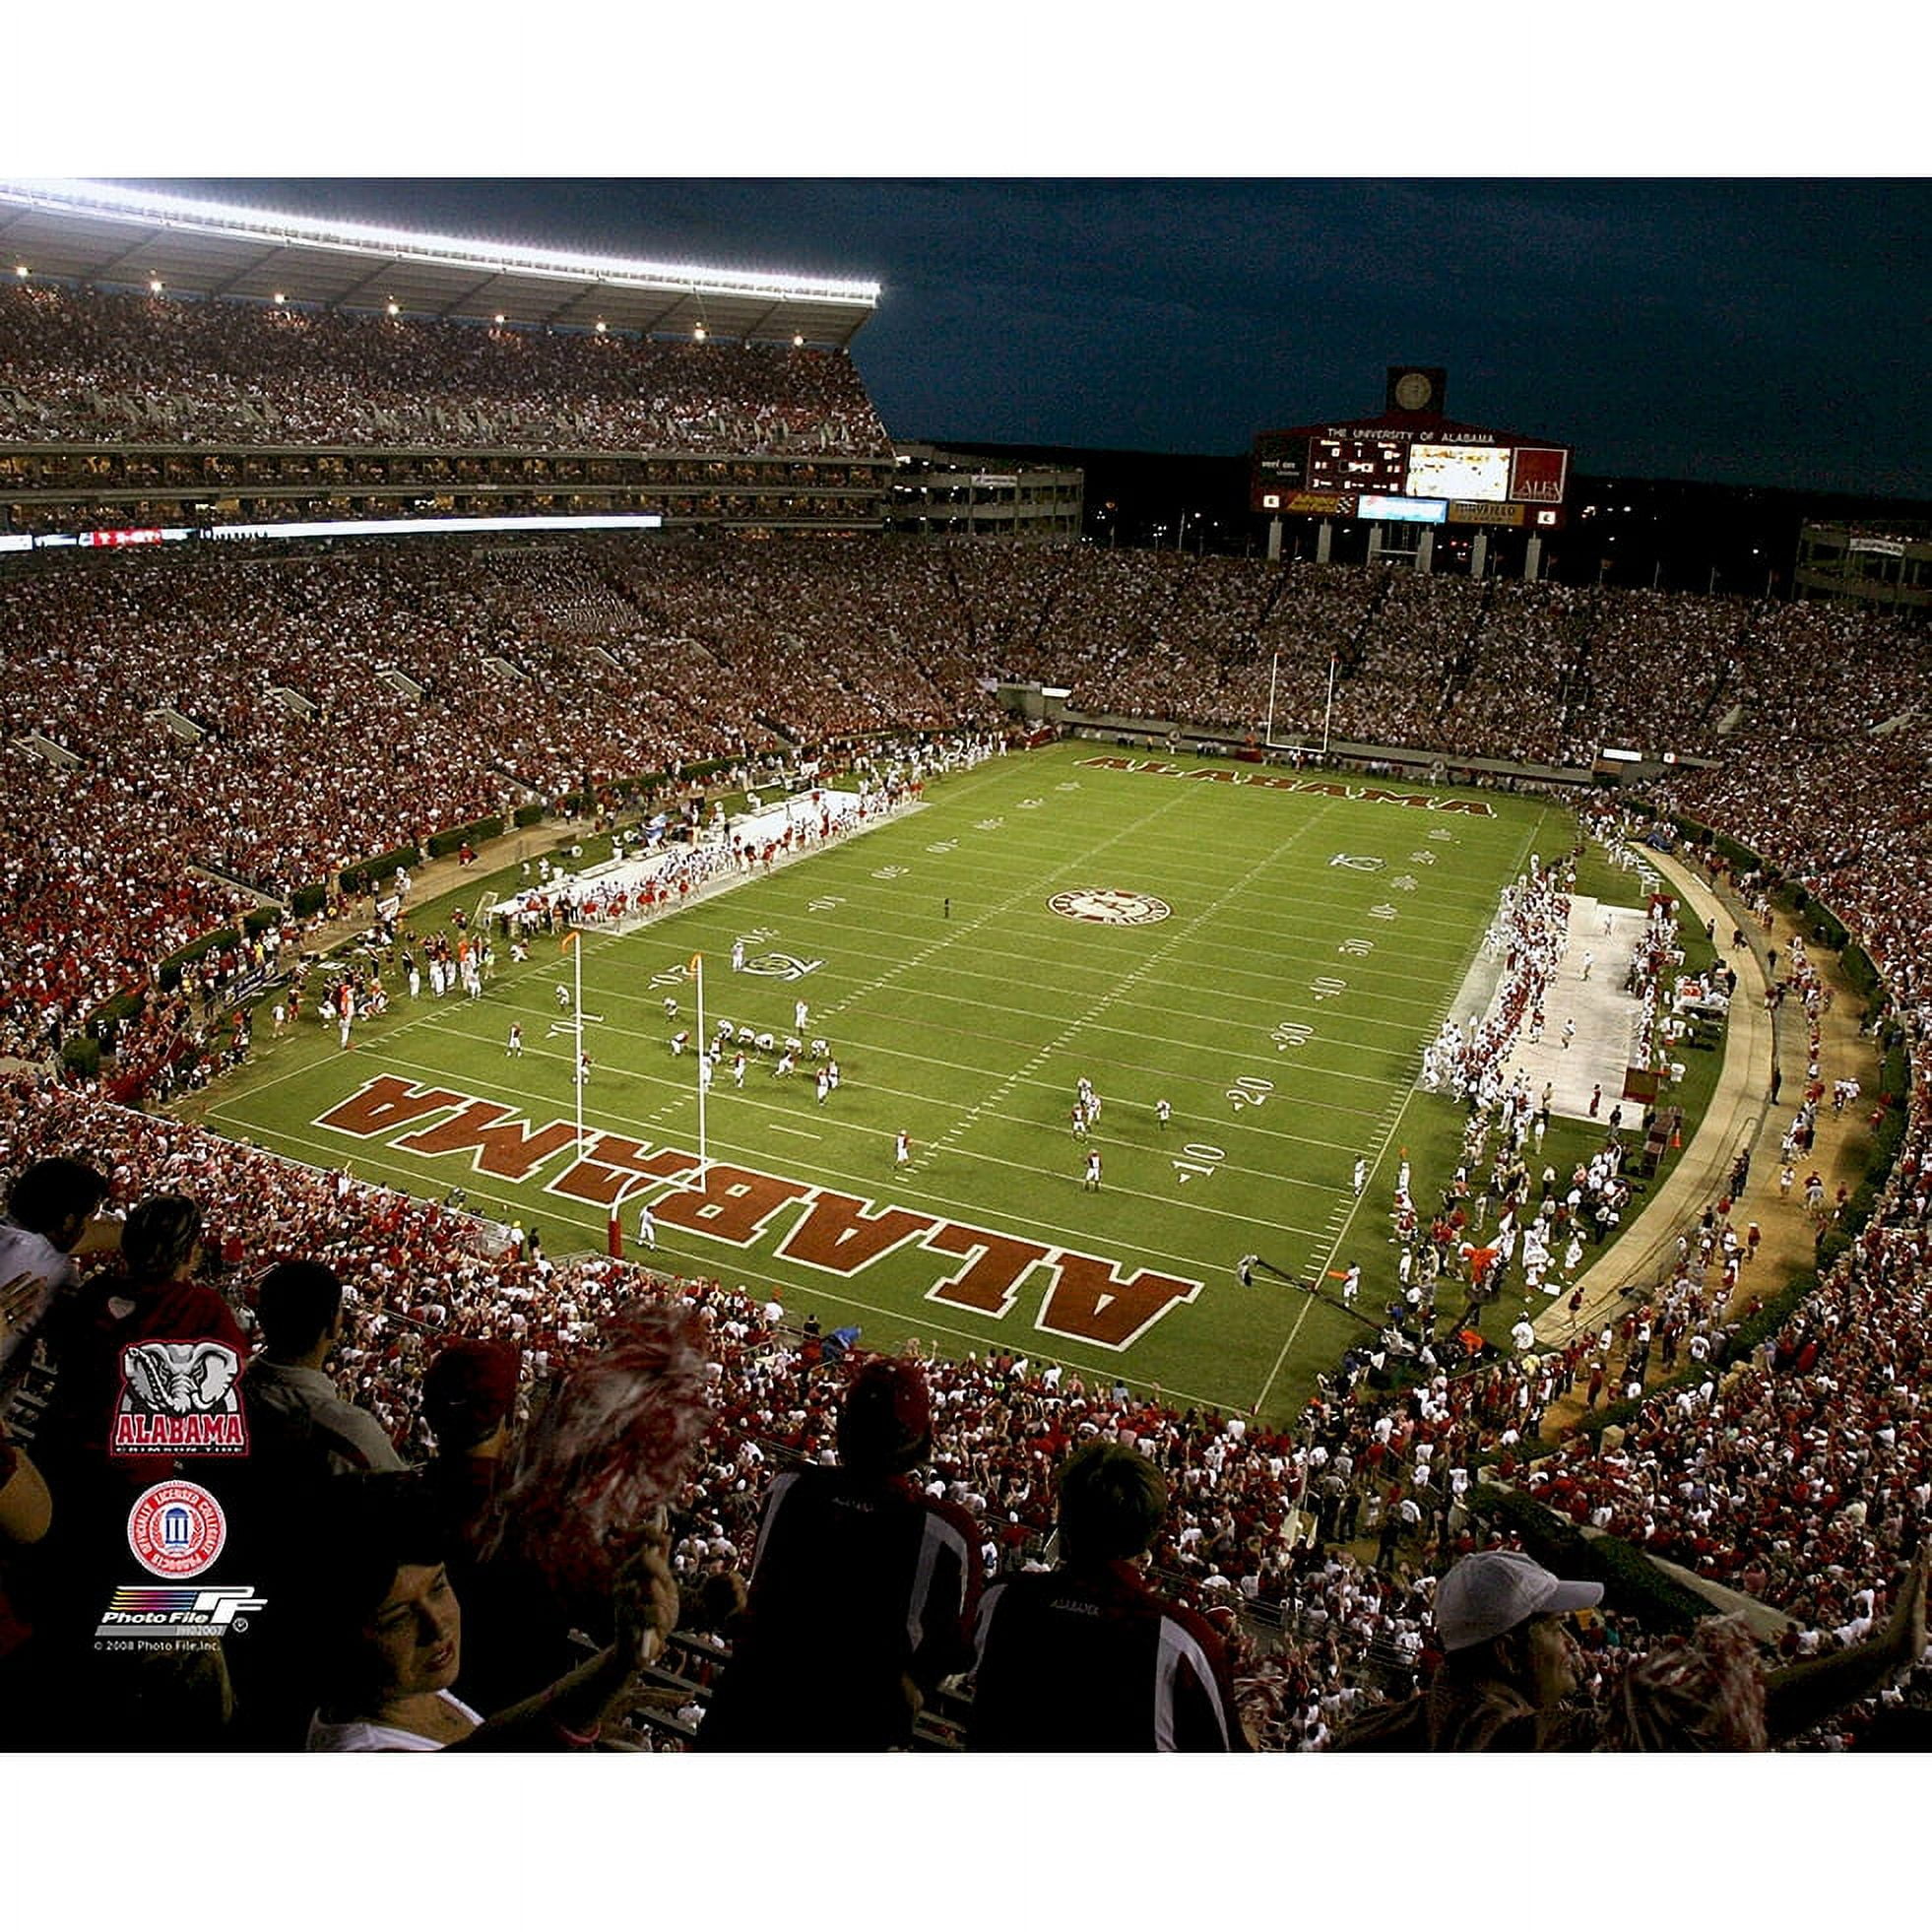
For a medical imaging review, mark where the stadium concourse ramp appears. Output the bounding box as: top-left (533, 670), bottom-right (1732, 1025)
top-left (1531, 848), bottom-right (1775, 1349)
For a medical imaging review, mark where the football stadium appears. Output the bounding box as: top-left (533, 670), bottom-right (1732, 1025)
top-left (1, 176), bottom-right (1927, 1761)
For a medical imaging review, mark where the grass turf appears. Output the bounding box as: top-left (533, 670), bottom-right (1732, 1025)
top-left (195, 740), bottom-right (1647, 1423)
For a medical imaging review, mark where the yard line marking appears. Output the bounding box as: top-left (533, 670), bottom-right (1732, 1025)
top-left (1249, 807), bottom-right (1561, 1414)
top-left (270, 1042), bottom-right (1328, 1269)
top-left (203, 744), bottom-right (1564, 1421)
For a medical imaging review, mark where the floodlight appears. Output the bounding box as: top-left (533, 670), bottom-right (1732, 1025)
top-left (0, 178), bottom-right (880, 308)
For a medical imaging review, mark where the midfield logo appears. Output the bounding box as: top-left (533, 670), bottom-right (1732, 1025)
top-left (1049, 888), bottom-right (1172, 926)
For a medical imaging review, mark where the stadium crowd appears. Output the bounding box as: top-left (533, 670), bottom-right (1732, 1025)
top-left (0, 284), bottom-right (891, 457)
top-left (3, 815), bottom-right (1930, 1753)
top-left (4, 281), bottom-right (1932, 1746)
top-left (4, 533), bottom-right (1925, 1078)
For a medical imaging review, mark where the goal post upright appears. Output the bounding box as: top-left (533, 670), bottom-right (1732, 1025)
top-left (692, 949), bottom-right (707, 1192)
top-left (572, 923), bottom-right (586, 1161)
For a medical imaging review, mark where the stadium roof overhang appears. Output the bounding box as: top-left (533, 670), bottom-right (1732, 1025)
top-left (0, 178), bottom-right (881, 350)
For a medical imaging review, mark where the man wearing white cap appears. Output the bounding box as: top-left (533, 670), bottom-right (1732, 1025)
top-left (1339, 1547), bottom-right (1602, 1751)
top-left (1430, 1549), bottom-right (1602, 1740)
top-left (1342, 1545), bottom-right (1929, 1752)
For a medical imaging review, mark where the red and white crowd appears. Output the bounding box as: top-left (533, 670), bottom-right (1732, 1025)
top-left (3, 286), bottom-right (1930, 1747)
top-left (0, 284), bottom-right (891, 457)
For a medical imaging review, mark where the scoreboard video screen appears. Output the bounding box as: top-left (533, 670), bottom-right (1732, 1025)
top-left (1405, 442), bottom-right (1513, 503)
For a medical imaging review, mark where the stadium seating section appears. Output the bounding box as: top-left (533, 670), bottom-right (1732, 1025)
top-left (3, 281), bottom-right (1929, 1750)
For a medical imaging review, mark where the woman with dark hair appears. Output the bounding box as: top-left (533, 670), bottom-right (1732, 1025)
top-left (301, 1309), bottom-right (712, 1752)
top-left (298, 1472), bottom-right (678, 1752)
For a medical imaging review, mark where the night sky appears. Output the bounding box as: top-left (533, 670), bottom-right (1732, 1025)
top-left (8, 18), bottom-right (1924, 501)
top-left (124, 175), bottom-right (1930, 497)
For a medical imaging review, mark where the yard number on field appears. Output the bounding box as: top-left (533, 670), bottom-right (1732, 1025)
top-left (1173, 1142), bottom-right (1226, 1185)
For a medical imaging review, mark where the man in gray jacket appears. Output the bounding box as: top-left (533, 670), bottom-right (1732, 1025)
top-left (243, 1260), bottom-right (403, 1475)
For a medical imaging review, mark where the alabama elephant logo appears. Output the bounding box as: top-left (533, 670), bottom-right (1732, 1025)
top-left (112, 1341), bottom-right (249, 1454)
top-left (1048, 888), bottom-right (1172, 927)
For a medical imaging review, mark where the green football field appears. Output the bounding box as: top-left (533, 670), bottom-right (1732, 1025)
top-left (200, 741), bottom-right (1588, 1422)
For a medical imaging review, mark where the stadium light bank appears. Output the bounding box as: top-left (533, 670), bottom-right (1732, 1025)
top-left (0, 177), bottom-right (882, 311)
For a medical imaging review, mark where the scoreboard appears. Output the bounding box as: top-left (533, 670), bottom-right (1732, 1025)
top-left (1306, 432), bottom-right (1409, 497)
top-left (1252, 370), bottom-right (1571, 531)
top-left (1255, 429), bottom-right (1570, 528)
